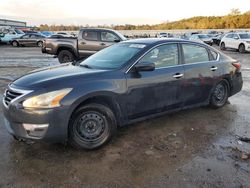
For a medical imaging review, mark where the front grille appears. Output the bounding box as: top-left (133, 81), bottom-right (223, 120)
top-left (3, 89), bottom-right (22, 106)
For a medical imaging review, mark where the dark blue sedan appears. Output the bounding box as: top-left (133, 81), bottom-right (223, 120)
top-left (2, 38), bottom-right (243, 149)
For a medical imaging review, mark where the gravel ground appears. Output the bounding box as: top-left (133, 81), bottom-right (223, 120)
top-left (0, 45), bottom-right (250, 188)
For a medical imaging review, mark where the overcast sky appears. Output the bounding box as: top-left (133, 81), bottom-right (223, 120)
top-left (0, 0), bottom-right (249, 26)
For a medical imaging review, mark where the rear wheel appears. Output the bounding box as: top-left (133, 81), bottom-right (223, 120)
top-left (220, 42), bottom-right (226, 50)
top-left (12, 41), bottom-right (19, 47)
top-left (210, 80), bottom-right (229, 109)
top-left (58, 50), bottom-right (74, 63)
top-left (69, 103), bottom-right (117, 150)
top-left (37, 41), bottom-right (43, 47)
top-left (239, 44), bottom-right (245, 53)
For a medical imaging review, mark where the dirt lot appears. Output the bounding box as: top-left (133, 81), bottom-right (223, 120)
top-left (0, 45), bottom-right (250, 188)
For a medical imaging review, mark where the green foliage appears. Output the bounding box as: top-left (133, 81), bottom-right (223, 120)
top-left (38, 10), bottom-right (250, 31)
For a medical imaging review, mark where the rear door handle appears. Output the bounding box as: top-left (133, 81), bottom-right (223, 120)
top-left (173, 73), bottom-right (184, 79)
top-left (210, 66), bottom-right (218, 71)
top-left (100, 43), bottom-right (106, 46)
top-left (80, 42), bottom-right (86, 45)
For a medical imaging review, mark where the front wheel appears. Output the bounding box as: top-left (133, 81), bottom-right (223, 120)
top-left (69, 103), bottom-right (117, 150)
top-left (210, 80), bottom-right (229, 109)
top-left (58, 50), bottom-right (74, 63)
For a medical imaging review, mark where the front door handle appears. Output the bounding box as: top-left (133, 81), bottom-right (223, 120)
top-left (173, 73), bottom-right (184, 79)
top-left (210, 66), bottom-right (218, 71)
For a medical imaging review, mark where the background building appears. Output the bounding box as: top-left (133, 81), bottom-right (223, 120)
top-left (0, 19), bottom-right (26, 27)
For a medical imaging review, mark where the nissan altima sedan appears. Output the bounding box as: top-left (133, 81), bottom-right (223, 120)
top-left (2, 38), bottom-right (243, 149)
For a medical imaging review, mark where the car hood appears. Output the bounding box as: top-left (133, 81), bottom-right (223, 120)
top-left (12, 64), bottom-right (106, 89)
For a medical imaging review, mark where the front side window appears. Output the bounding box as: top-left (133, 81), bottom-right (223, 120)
top-left (82, 31), bottom-right (98, 41)
top-left (101, 32), bottom-right (119, 42)
top-left (182, 44), bottom-right (209, 64)
top-left (138, 44), bottom-right (179, 68)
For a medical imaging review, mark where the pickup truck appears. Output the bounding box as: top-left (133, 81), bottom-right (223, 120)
top-left (42, 28), bottom-right (126, 63)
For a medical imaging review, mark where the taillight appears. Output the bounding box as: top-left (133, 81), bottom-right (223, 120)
top-left (232, 62), bottom-right (241, 71)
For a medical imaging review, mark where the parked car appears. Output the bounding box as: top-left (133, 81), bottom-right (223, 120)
top-left (220, 32), bottom-right (250, 53)
top-left (189, 34), bottom-right (213, 45)
top-left (3, 38), bottom-right (243, 150)
top-left (157, 32), bottom-right (174, 38)
top-left (212, 34), bottom-right (225, 46)
top-left (40, 31), bottom-right (54, 37)
top-left (56, 32), bottom-right (74, 37)
top-left (0, 29), bottom-right (24, 43)
top-left (11, 34), bottom-right (45, 47)
top-left (49, 34), bottom-right (74, 39)
top-left (42, 28), bottom-right (126, 63)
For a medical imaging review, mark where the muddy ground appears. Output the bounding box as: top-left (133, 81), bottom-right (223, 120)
top-left (0, 45), bottom-right (249, 188)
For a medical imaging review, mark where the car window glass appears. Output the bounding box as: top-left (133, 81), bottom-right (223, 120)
top-left (22, 35), bottom-right (30, 39)
top-left (210, 50), bottom-right (218, 60)
top-left (138, 44), bottom-right (178, 68)
top-left (101, 32), bottom-right (119, 42)
top-left (226, 34), bottom-right (234, 38)
top-left (30, 35), bottom-right (37, 39)
top-left (82, 31), bottom-right (98, 41)
top-left (182, 44), bottom-right (209, 64)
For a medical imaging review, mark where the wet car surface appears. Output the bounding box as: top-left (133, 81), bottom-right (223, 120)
top-left (0, 45), bottom-right (249, 187)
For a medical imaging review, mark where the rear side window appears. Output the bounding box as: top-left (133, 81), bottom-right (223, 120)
top-left (139, 44), bottom-right (179, 68)
top-left (82, 31), bottom-right (98, 41)
top-left (182, 44), bottom-right (209, 64)
top-left (210, 50), bottom-right (218, 60)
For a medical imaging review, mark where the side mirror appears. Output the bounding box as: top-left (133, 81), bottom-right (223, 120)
top-left (234, 36), bottom-right (239, 40)
top-left (114, 39), bottom-right (121, 42)
top-left (134, 62), bottom-right (155, 72)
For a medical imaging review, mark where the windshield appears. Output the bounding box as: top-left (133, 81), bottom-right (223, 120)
top-left (239, 33), bottom-right (250, 39)
top-left (80, 43), bottom-right (146, 70)
top-left (198, 35), bottom-right (209, 39)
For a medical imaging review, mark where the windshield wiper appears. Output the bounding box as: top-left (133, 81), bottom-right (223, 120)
top-left (80, 64), bottom-right (92, 69)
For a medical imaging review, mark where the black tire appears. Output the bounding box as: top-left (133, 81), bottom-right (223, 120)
top-left (12, 41), bottom-right (19, 47)
top-left (210, 80), bottom-right (229, 109)
top-left (58, 50), bottom-right (74, 63)
top-left (220, 42), bottom-right (226, 50)
top-left (239, 44), bottom-right (245, 53)
top-left (69, 103), bottom-right (117, 150)
top-left (37, 41), bottom-right (43, 47)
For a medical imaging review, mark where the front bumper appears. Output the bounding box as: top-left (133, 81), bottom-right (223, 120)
top-left (2, 87), bottom-right (70, 143)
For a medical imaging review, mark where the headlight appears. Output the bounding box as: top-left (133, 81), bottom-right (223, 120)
top-left (23, 88), bottom-right (72, 108)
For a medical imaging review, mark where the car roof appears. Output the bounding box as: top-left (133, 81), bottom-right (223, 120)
top-left (122, 38), bottom-right (190, 45)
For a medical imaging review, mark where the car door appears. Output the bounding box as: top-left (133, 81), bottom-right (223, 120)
top-left (19, 34), bottom-right (30, 45)
top-left (180, 43), bottom-right (220, 106)
top-left (125, 43), bottom-right (184, 120)
top-left (78, 30), bottom-right (102, 57)
top-left (100, 31), bottom-right (121, 49)
top-left (29, 34), bottom-right (39, 45)
top-left (231, 34), bottom-right (240, 50)
top-left (224, 34), bottom-right (234, 48)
